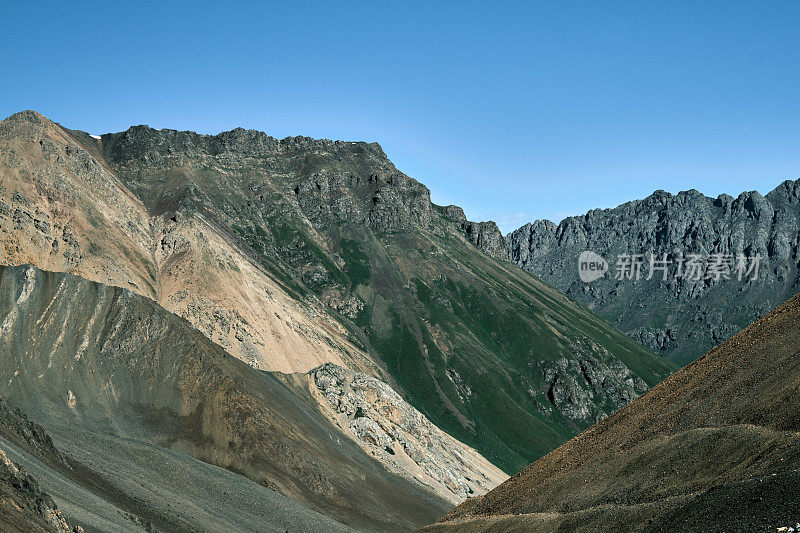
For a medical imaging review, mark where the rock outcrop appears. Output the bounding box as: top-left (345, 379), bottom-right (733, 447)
top-left (438, 205), bottom-right (507, 262)
top-left (0, 393), bottom-right (82, 533)
top-left (460, 221), bottom-right (507, 262)
top-left (0, 448), bottom-right (82, 533)
top-left (539, 350), bottom-right (648, 424)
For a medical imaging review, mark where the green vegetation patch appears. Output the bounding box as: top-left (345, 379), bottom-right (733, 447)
top-left (339, 238), bottom-right (371, 287)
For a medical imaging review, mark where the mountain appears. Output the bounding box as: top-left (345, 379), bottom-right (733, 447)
top-left (0, 110), bottom-right (371, 375)
top-left (0, 110), bottom-right (673, 474)
top-left (423, 291), bottom-right (800, 532)
top-left (507, 183), bottom-right (800, 365)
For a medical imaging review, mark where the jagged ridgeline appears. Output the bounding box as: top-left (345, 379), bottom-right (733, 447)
top-left (0, 111), bottom-right (673, 473)
top-left (508, 182), bottom-right (800, 366)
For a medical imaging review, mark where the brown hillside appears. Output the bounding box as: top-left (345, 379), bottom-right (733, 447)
top-left (425, 292), bottom-right (800, 532)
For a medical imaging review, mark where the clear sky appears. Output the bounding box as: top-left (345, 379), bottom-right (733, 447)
top-left (3, 1), bottom-right (799, 232)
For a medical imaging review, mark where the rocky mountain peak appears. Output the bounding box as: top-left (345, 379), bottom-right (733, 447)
top-left (507, 178), bottom-right (800, 364)
top-left (0, 110), bottom-right (59, 140)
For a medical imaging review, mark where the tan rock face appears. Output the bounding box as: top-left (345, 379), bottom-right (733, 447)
top-left (310, 363), bottom-right (508, 504)
top-left (150, 211), bottom-right (370, 373)
top-left (0, 111), bottom-right (373, 375)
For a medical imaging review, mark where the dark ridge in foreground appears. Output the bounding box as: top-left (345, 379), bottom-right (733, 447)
top-left (423, 291), bottom-right (800, 532)
top-left (0, 396), bottom-right (81, 533)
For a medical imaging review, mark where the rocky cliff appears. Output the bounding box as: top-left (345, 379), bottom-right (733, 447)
top-left (507, 183), bottom-right (800, 364)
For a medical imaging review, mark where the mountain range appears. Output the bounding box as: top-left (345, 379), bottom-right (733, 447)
top-left (0, 110), bottom-right (675, 472)
top-left (2, 109), bottom-right (798, 532)
top-left (505, 182), bottom-right (800, 365)
top-left (0, 110), bottom-right (680, 531)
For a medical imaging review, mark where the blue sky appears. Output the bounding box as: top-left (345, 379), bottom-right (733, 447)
top-left (2, 1), bottom-right (799, 232)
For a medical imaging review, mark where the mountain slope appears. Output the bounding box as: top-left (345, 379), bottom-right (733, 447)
top-left (0, 392), bottom-right (363, 533)
top-left (98, 118), bottom-right (674, 473)
top-left (0, 264), bottom-right (458, 531)
top-left (424, 291), bottom-right (800, 532)
top-left (508, 183), bottom-right (800, 365)
top-left (0, 110), bottom-right (673, 474)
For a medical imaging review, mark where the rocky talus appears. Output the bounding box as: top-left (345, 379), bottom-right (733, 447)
top-left (310, 364), bottom-right (507, 504)
top-left (506, 182), bottom-right (800, 364)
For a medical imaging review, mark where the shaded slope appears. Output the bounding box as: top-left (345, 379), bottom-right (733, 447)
top-left (425, 291), bottom-right (800, 532)
top-left (97, 120), bottom-right (674, 473)
top-left (508, 183), bottom-right (800, 365)
top-left (0, 397), bottom-right (80, 533)
top-left (0, 264), bottom-right (449, 531)
top-left (2, 426), bottom-right (358, 533)
top-left (0, 393), bottom-right (357, 533)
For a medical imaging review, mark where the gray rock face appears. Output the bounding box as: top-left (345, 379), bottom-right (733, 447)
top-left (437, 205), bottom-right (507, 262)
top-left (461, 221), bottom-right (507, 262)
top-left (310, 363), bottom-right (508, 504)
top-left (507, 182), bottom-right (800, 364)
top-left (0, 448), bottom-right (82, 533)
top-left (539, 351), bottom-right (648, 424)
top-left (103, 124), bottom-right (434, 233)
